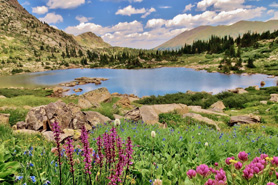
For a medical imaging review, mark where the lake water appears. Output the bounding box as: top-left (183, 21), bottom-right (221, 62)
top-left (0, 68), bottom-right (277, 97)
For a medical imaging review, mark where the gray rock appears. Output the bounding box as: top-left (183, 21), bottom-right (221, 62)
top-left (81, 87), bottom-right (111, 105)
top-left (209, 101), bottom-right (226, 112)
top-left (78, 98), bottom-right (93, 109)
top-left (84, 111), bottom-right (111, 127)
top-left (229, 115), bottom-right (261, 126)
top-left (183, 113), bottom-right (220, 131)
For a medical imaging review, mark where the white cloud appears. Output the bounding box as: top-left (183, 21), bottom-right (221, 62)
top-left (76, 15), bottom-right (93, 23)
top-left (197, 0), bottom-right (245, 11)
top-left (146, 19), bottom-right (166, 28)
top-left (100, 0), bottom-right (142, 2)
top-left (32, 6), bottom-right (48, 15)
top-left (47, 0), bottom-right (85, 9)
top-left (39, 13), bottom-right (63, 24)
top-left (270, 2), bottom-right (278, 8)
top-left (116, 5), bottom-right (146, 16)
top-left (159, 6), bottom-right (171, 9)
top-left (267, 10), bottom-right (275, 15)
top-left (270, 12), bottom-right (278, 20)
top-left (22, 1), bottom-right (30, 6)
top-left (141, 8), bottom-right (156, 18)
top-left (184, 4), bottom-right (195, 12)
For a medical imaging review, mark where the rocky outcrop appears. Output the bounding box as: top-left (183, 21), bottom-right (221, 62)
top-left (124, 107), bottom-right (141, 121)
top-left (229, 88), bottom-right (248, 94)
top-left (20, 100), bottom-right (111, 132)
top-left (270, 94), bottom-right (278, 102)
top-left (0, 113), bottom-right (10, 125)
top-left (209, 101), bottom-right (226, 112)
top-left (124, 104), bottom-right (189, 124)
top-left (51, 87), bottom-right (69, 98)
top-left (73, 88), bottom-right (83, 93)
top-left (0, 95), bottom-right (6, 99)
top-left (78, 98), bottom-right (93, 109)
top-left (115, 97), bottom-right (132, 109)
top-left (229, 115), bottom-right (261, 126)
top-left (188, 106), bottom-right (229, 117)
top-left (183, 113), bottom-right (220, 131)
top-left (78, 87), bottom-right (111, 109)
top-left (59, 77), bottom-right (108, 87)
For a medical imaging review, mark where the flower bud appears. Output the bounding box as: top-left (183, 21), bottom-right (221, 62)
top-left (114, 119), bottom-right (121, 127)
top-left (151, 131), bottom-right (156, 138)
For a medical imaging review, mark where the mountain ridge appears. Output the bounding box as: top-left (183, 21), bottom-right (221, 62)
top-left (155, 20), bottom-right (278, 50)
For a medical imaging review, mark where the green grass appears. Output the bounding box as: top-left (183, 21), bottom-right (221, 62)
top-left (0, 88), bottom-right (53, 98)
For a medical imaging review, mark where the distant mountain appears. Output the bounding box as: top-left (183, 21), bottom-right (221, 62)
top-left (0, 0), bottom-right (110, 60)
top-left (155, 20), bottom-right (278, 50)
top-left (74, 32), bottom-right (111, 49)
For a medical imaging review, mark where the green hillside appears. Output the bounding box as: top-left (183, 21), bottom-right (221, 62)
top-left (155, 20), bottom-right (278, 50)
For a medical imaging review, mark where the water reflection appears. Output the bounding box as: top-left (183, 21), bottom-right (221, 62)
top-left (0, 68), bottom-right (276, 97)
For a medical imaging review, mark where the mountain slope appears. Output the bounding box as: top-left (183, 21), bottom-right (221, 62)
top-left (74, 32), bottom-right (111, 49)
top-left (155, 20), bottom-right (278, 50)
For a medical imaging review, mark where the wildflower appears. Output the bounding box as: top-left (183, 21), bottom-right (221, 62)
top-left (29, 163), bottom-right (34, 167)
top-left (30, 176), bottom-right (36, 183)
top-left (43, 180), bottom-right (51, 185)
top-left (186, 169), bottom-right (197, 179)
top-left (234, 162), bottom-right (242, 170)
top-left (196, 164), bottom-right (210, 177)
top-left (243, 166), bottom-right (254, 180)
top-left (225, 157), bottom-right (235, 165)
top-left (238, 151), bottom-right (248, 162)
top-left (271, 156), bottom-right (278, 166)
top-left (266, 157), bottom-right (274, 162)
top-left (153, 179), bottom-right (162, 185)
top-left (229, 159), bottom-right (238, 165)
top-left (23, 183), bottom-right (27, 185)
top-left (131, 179), bottom-right (136, 184)
top-left (81, 126), bottom-right (92, 174)
top-left (215, 168), bottom-right (227, 184)
top-left (267, 183), bottom-right (276, 185)
top-left (205, 142), bottom-right (209, 146)
top-left (15, 176), bottom-right (23, 181)
top-left (204, 179), bottom-right (215, 185)
top-left (214, 162), bottom-right (218, 167)
top-left (151, 131), bottom-right (156, 138)
top-left (65, 137), bottom-right (75, 184)
top-left (114, 119), bottom-right (121, 127)
top-left (260, 154), bottom-right (268, 160)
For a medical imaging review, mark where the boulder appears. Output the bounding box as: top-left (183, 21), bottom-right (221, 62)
top-left (115, 97), bottom-right (132, 109)
top-left (254, 86), bottom-right (260, 91)
top-left (270, 94), bottom-right (278, 102)
top-left (0, 95), bottom-right (6, 99)
top-left (260, 101), bottom-right (268, 105)
top-left (229, 115), bottom-right (261, 126)
top-left (52, 87), bottom-right (64, 97)
top-left (124, 107), bottom-right (141, 121)
top-left (16, 121), bottom-right (27, 129)
top-left (139, 104), bottom-right (188, 124)
top-left (73, 88), bottom-right (83, 93)
top-left (24, 101), bottom-right (110, 132)
top-left (84, 111), bottom-right (111, 127)
top-left (188, 106), bottom-right (229, 117)
top-left (81, 87), bottom-right (111, 105)
top-left (0, 113), bottom-right (10, 125)
top-left (42, 131), bottom-right (71, 142)
top-left (183, 113), bottom-right (220, 131)
top-left (78, 98), bottom-right (93, 109)
top-left (209, 101), bottom-right (226, 112)
top-left (237, 88), bottom-right (248, 94)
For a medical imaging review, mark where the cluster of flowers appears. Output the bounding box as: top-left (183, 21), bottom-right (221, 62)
top-left (187, 151), bottom-right (278, 185)
top-left (52, 121), bottom-right (134, 185)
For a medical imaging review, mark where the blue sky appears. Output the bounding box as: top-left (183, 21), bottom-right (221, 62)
top-left (18, 0), bottom-right (278, 49)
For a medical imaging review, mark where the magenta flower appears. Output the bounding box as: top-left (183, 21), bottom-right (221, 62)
top-left (196, 164), bottom-right (210, 177)
top-left (215, 168), bottom-right (227, 185)
top-left (225, 157), bottom-right (235, 165)
top-left (205, 179), bottom-right (215, 185)
top-left (271, 157), bottom-right (278, 167)
top-left (96, 136), bottom-right (104, 169)
top-left (186, 169), bottom-right (196, 179)
top-left (267, 183), bottom-right (276, 185)
top-left (65, 138), bottom-right (75, 184)
top-left (81, 126), bottom-right (92, 174)
top-left (214, 162), bottom-right (218, 167)
top-left (234, 162), bottom-right (242, 170)
top-left (52, 121), bottom-right (62, 185)
top-left (242, 165), bottom-right (254, 180)
top-left (260, 154), bottom-right (268, 160)
top-left (238, 151), bottom-right (248, 162)
top-left (209, 168), bottom-right (217, 174)
top-left (125, 136), bottom-right (133, 168)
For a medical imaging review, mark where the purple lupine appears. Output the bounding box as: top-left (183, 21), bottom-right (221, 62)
top-left (110, 154), bottom-right (125, 184)
top-left (110, 127), bottom-right (117, 163)
top-left (65, 138), bottom-right (75, 185)
top-left (125, 136), bottom-right (133, 168)
top-left (52, 121), bottom-right (62, 185)
top-left (81, 126), bottom-right (92, 185)
top-left (103, 132), bottom-right (111, 166)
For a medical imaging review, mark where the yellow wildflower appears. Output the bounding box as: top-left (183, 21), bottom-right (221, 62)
top-left (131, 179), bottom-right (136, 184)
top-left (229, 159), bottom-right (238, 164)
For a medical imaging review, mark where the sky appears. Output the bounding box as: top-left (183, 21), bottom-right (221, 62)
top-left (18, 0), bottom-right (278, 49)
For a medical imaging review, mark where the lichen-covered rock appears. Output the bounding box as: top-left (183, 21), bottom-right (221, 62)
top-left (0, 113), bottom-right (10, 125)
